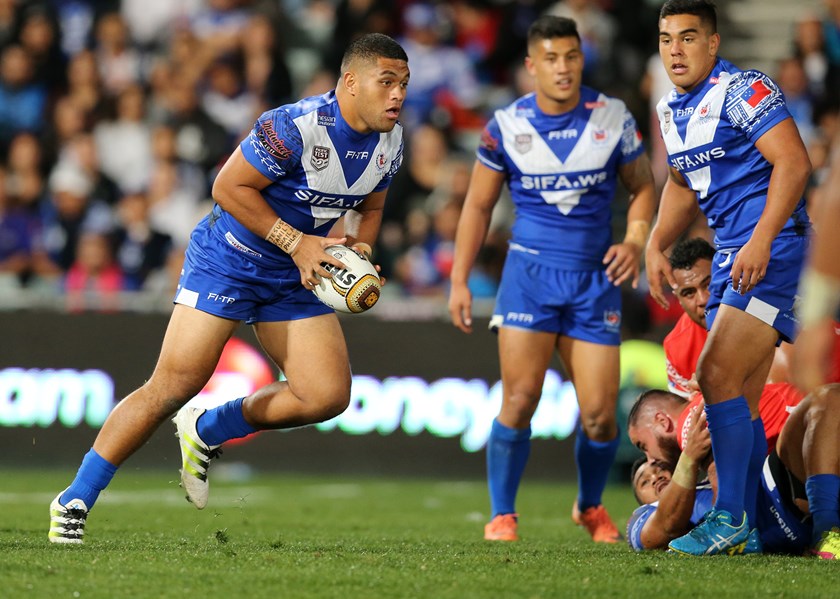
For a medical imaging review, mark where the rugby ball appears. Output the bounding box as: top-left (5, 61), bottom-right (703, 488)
top-left (312, 245), bottom-right (381, 314)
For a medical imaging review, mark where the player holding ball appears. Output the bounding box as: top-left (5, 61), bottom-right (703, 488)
top-left (49, 33), bottom-right (408, 543)
top-left (448, 15), bottom-right (655, 543)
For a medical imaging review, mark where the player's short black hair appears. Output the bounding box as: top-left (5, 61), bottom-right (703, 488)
top-left (630, 457), bottom-right (648, 504)
top-left (667, 237), bottom-right (715, 270)
top-left (627, 389), bottom-right (687, 427)
top-left (660, 0), bottom-right (718, 33)
top-left (527, 15), bottom-right (581, 48)
top-left (340, 33), bottom-right (408, 72)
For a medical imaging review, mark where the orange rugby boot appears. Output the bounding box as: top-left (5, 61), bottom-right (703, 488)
top-left (484, 513), bottom-right (519, 541)
top-left (572, 500), bottom-right (622, 543)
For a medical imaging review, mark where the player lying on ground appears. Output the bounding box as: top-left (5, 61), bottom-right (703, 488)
top-left (627, 385), bottom-right (840, 558)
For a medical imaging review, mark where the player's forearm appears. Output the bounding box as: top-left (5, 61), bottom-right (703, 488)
top-left (647, 177), bottom-right (699, 252)
top-left (646, 456), bottom-right (699, 543)
top-left (343, 207), bottom-right (383, 255)
top-left (623, 184), bottom-right (655, 249)
top-left (749, 159), bottom-right (811, 246)
top-left (450, 204), bottom-right (492, 285)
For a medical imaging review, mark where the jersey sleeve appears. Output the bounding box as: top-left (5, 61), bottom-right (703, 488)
top-left (618, 107), bottom-right (645, 165)
top-left (475, 116), bottom-right (505, 172)
top-left (240, 109), bottom-right (304, 181)
top-left (724, 70), bottom-right (791, 144)
top-left (627, 503), bottom-right (658, 551)
top-left (373, 136), bottom-right (403, 192)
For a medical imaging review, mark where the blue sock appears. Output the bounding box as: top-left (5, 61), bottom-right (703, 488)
top-left (806, 474), bottom-right (840, 541)
top-left (744, 417), bottom-right (767, 528)
top-left (486, 419), bottom-right (531, 517)
top-left (196, 397), bottom-right (258, 447)
top-left (705, 396), bottom-right (752, 525)
top-left (60, 448), bottom-right (117, 509)
top-left (575, 425), bottom-right (619, 510)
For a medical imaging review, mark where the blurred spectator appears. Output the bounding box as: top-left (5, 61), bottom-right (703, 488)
top-left (239, 13), bottom-right (293, 107)
top-left (0, 44), bottom-right (47, 152)
top-left (17, 6), bottom-right (66, 95)
top-left (162, 77), bottom-right (229, 177)
top-left (823, 0), bottom-right (840, 102)
top-left (112, 192), bottom-right (173, 290)
top-left (93, 83), bottom-right (153, 193)
top-left (64, 230), bottom-right (124, 312)
top-left (93, 12), bottom-right (142, 95)
top-left (201, 56), bottom-right (260, 140)
top-left (43, 95), bottom-right (89, 167)
top-left (62, 131), bottom-right (121, 206)
top-left (545, 0), bottom-right (617, 90)
top-left (146, 159), bottom-right (206, 247)
top-left (65, 49), bottom-right (106, 119)
top-left (40, 163), bottom-right (112, 271)
top-left (776, 56), bottom-right (817, 148)
top-left (793, 13), bottom-right (830, 99)
top-left (0, 0), bottom-right (19, 52)
top-left (0, 166), bottom-right (33, 286)
top-left (397, 2), bottom-right (483, 132)
top-left (386, 123), bottom-right (450, 223)
top-left (449, 0), bottom-right (503, 84)
top-left (6, 132), bottom-right (46, 213)
top-left (120, 0), bottom-right (201, 54)
top-left (149, 124), bottom-right (207, 200)
top-left (323, 0), bottom-right (397, 74)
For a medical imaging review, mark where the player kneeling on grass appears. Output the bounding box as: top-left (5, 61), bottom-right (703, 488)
top-left (48, 33), bottom-right (409, 544)
top-left (627, 385), bottom-right (840, 558)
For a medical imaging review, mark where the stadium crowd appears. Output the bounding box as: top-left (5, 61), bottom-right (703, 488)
top-left (0, 0), bottom-right (838, 319)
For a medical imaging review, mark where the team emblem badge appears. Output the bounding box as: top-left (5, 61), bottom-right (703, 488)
top-left (311, 145), bottom-right (330, 171)
top-left (603, 309), bottom-right (621, 331)
top-left (376, 152), bottom-right (387, 172)
top-left (514, 134), bottom-right (532, 154)
top-left (592, 128), bottom-right (607, 143)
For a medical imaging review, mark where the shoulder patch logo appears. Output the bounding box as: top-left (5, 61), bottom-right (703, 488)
top-left (741, 80), bottom-right (771, 108)
top-left (256, 119), bottom-right (292, 161)
top-left (311, 145), bottom-right (330, 171)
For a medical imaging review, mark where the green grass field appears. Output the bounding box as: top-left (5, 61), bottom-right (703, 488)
top-left (1, 468), bottom-right (836, 598)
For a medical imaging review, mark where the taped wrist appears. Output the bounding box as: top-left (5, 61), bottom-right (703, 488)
top-left (266, 218), bottom-right (303, 254)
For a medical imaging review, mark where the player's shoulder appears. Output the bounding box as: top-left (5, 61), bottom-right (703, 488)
top-left (580, 85), bottom-right (628, 112)
top-left (627, 503), bottom-right (658, 551)
top-left (664, 313), bottom-right (700, 345)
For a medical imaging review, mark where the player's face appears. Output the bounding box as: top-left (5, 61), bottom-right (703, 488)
top-left (673, 259), bottom-right (711, 328)
top-left (633, 461), bottom-right (672, 504)
top-left (629, 420), bottom-right (682, 467)
top-left (525, 36), bottom-right (583, 114)
top-left (658, 14), bottom-right (720, 93)
top-left (354, 57), bottom-right (410, 133)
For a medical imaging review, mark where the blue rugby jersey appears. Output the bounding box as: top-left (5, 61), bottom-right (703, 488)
top-left (656, 58), bottom-right (810, 249)
top-left (627, 486), bottom-right (713, 551)
top-left (210, 91), bottom-right (403, 268)
top-left (477, 87), bottom-right (644, 270)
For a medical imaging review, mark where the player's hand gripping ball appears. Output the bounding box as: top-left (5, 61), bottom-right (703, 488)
top-left (312, 245), bottom-right (381, 314)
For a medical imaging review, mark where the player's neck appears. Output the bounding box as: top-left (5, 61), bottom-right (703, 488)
top-left (534, 91), bottom-right (580, 116)
top-left (335, 86), bottom-right (372, 135)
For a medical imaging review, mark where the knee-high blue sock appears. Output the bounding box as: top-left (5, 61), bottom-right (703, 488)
top-left (60, 448), bottom-right (117, 509)
top-left (705, 396), bottom-right (752, 525)
top-left (806, 474), bottom-right (840, 541)
top-left (745, 417), bottom-right (767, 528)
top-left (487, 419), bottom-right (531, 517)
top-left (196, 397), bottom-right (258, 447)
top-left (575, 425), bottom-right (619, 510)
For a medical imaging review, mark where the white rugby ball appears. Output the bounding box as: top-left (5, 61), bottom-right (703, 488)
top-left (312, 245), bottom-right (381, 314)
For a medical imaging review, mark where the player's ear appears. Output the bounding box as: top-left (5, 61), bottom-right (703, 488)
top-left (342, 70), bottom-right (357, 95)
top-left (654, 411), bottom-right (673, 432)
top-left (708, 32), bottom-right (720, 57)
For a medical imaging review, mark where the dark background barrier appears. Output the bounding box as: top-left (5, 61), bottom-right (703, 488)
top-left (1, 311), bottom-right (659, 480)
